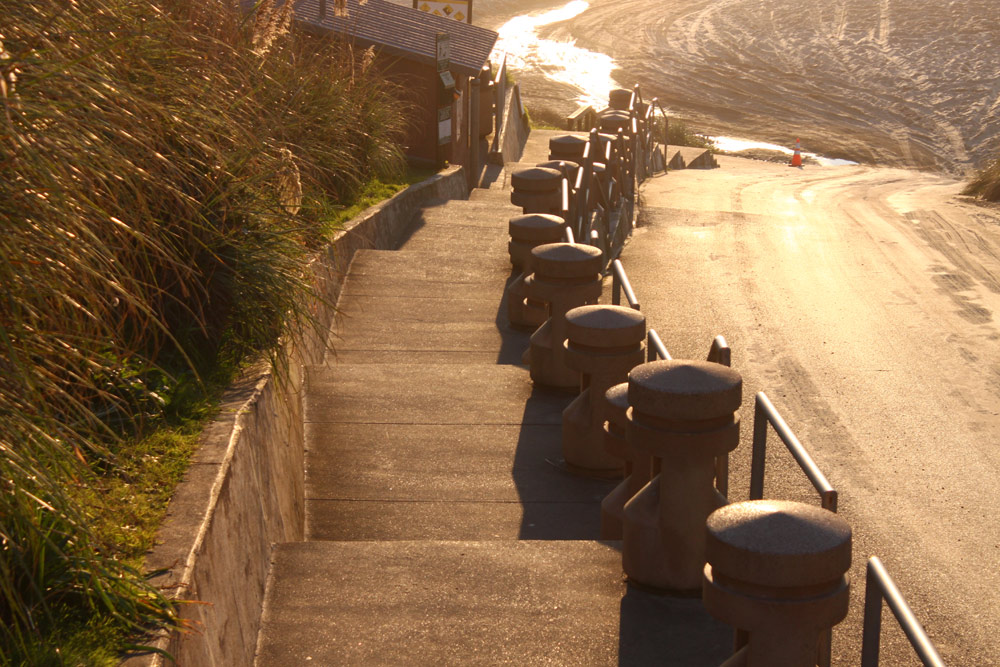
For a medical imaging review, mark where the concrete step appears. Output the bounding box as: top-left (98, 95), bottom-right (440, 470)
top-left (668, 145), bottom-right (719, 169)
top-left (255, 540), bottom-right (731, 665)
top-left (342, 249), bottom-right (511, 295)
top-left (468, 187), bottom-right (517, 203)
top-left (303, 363), bottom-right (613, 539)
top-left (326, 290), bottom-right (528, 366)
top-left (417, 198), bottom-right (520, 225)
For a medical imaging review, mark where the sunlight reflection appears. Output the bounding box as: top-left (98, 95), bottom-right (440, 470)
top-left (495, 1), bottom-right (615, 109)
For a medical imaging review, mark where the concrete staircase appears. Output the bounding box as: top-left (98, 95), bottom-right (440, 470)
top-left (254, 134), bottom-right (729, 664)
top-left (666, 145), bottom-right (720, 170)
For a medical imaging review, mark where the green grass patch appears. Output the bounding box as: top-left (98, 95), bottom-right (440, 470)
top-left (316, 168), bottom-right (438, 234)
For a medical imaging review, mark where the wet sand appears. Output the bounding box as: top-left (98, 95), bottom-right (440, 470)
top-left (480, 0), bottom-right (1000, 175)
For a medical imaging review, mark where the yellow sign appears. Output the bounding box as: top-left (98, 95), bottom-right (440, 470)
top-left (416, 0), bottom-right (470, 22)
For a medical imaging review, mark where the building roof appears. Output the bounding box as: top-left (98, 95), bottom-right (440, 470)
top-left (293, 0), bottom-right (498, 77)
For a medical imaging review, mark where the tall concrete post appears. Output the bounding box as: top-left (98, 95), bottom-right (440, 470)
top-left (622, 359), bottom-right (742, 591)
top-left (703, 500), bottom-right (852, 667)
top-left (506, 214), bottom-right (566, 330)
top-left (511, 166), bottom-right (562, 215)
top-left (562, 305), bottom-right (646, 474)
top-left (525, 243), bottom-right (603, 389)
top-left (600, 382), bottom-right (656, 540)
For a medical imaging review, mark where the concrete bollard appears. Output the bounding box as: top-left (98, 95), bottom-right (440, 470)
top-left (537, 159), bottom-right (581, 188)
top-left (599, 110), bottom-right (632, 136)
top-left (525, 243), bottom-right (603, 389)
top-left (562, 305), bottom-right (646, 475)
top-left (549, 134), bottom-right (589, 162)
top-left (506, 214), bottom-right (566, 330)
top-left (600, 382), bottom-right (656, 539)
top-left (608, 88), bottom-right (633, 111)
top-left (622, 359), bottom-right (742, 591)
top-left (703, 500), bottom-right (852, 667)
top-left (510, 166), bottom-right (562, 215)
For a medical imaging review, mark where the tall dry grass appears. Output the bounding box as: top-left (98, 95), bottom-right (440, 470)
top-left (1, 0), bottom-right (405, 659)
top-left (964, 157), bottom-right (1000, 202)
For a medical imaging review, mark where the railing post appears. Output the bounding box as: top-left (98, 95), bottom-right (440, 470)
top-left (749, 394), bottom-right (768, 500)
top-left (469, 76), bottom-right (480, 190)
top-left (861, 560), bottom-right (884, 667)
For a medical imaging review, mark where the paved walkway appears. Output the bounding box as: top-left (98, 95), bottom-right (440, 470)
top-left (255, 132), bottom-right (729, 665)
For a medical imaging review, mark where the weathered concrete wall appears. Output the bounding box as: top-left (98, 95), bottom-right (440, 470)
top-left (489, 82), bottom-right (529, 166)
top-left (125, 166), bottom-right (468, 667)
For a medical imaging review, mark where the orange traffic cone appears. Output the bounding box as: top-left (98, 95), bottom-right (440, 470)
top-left (789, 138), bottom-right (803, 167)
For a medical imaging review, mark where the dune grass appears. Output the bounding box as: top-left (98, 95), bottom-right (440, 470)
top-left (963, 157), bottom-right (1000, 202)
top-left (0, 0), bottom-right (406, 661)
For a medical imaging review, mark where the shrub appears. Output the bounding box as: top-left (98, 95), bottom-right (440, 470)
top-left (963, 157), bottom-right (1000, 202)
top-left (0, 0), bottom-right (405, 659)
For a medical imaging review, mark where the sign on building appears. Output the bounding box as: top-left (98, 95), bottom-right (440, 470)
top-left (414, 0), bottom-right (471, 24)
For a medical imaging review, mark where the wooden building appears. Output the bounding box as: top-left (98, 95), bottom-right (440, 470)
top-left (294, 0), bottom-right (498, 167)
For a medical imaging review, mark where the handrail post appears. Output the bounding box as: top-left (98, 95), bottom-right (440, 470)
top-left (749, 394), bottom-right (768, 500)
top-left (861, 560), bottom-right (884, 667)
top-left (861, 556), bottom-right (946, 667)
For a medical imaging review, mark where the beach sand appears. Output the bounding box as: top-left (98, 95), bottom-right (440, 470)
top-left (479, 0), bottom-right (1000, 175)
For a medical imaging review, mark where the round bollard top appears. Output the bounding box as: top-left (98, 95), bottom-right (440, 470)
top-left (608, 88), bottom-right (633, 110)
top-left (511, 166), bottom-right (562, 193)
top-left (508, 214), bottom-right (565, 242)
top-left (537, 159), bottom-right (581, 182)
top-left (706, 500), bottom-right (852, 588)
top-left (628, 360), bottom-right (742, 420)
top-left (549, 134), bottom-right (588, 158)
top-left (605, 382), bottom-right (630, 426)
top-left (566, 305), bottom-right (646, 348)
top-left (531, 243), bottom-right (604, 279)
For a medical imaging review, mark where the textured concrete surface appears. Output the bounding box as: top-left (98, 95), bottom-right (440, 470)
top-left (256, 541), bottom-right (731, 665)
top-left (126, 167), bottom-right (471, 667)
top-left (255, 131), bottom-right (736, 666)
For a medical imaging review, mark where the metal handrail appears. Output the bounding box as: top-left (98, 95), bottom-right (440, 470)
top-left (646, 329), bottom-right (671, 362)
top-left (861, 557), bottom-right (945, 667)
top-left (749, 391), bottom-right (837, 511)
top-left (707, 335), bottom-right (731, 366)
top-left (611, 259), bottom-right (639, 310)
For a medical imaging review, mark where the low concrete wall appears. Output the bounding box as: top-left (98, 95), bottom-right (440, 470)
top-left (489, 82), bottom-right (529, 166)
top-left (126, 166), bottom-right (468, 667)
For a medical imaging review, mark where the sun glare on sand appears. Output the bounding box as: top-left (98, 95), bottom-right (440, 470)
top-left (495, 1), bottom-right (614, 110)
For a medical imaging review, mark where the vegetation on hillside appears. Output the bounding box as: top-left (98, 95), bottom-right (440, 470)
top-left (665, 119), bottom-right (716, 151)
top-left (963, 157), bottom-right (1000, 202)
top-left (0, 0), bottom-right (405, 661)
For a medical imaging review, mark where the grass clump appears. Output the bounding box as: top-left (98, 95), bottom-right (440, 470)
top-left (664, 118), bottom-right (716, 150)
top-left (0, 0), bottom-right (406, 661)
top-left (963, 157), bottom-right (1000, 202)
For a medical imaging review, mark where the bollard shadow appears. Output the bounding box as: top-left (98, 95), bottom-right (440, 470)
top-left (495, 272), bottom-right (533, 366)
top-left (617, 583), bottom-right (733, 666)
top-left (511, 383), bottom-right (618, 540)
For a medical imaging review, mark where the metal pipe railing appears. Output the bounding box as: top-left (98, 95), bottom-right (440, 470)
top-left (611, 259), bottom-right (640, 310)
top-left (861, 556), bottom-right (945, 667)
top-left (646, 329), bottom-right (671, 362)
top-left (741, 391), bottom-right (837, 666)
top-left (749, 391), bottom-right (838, 512)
